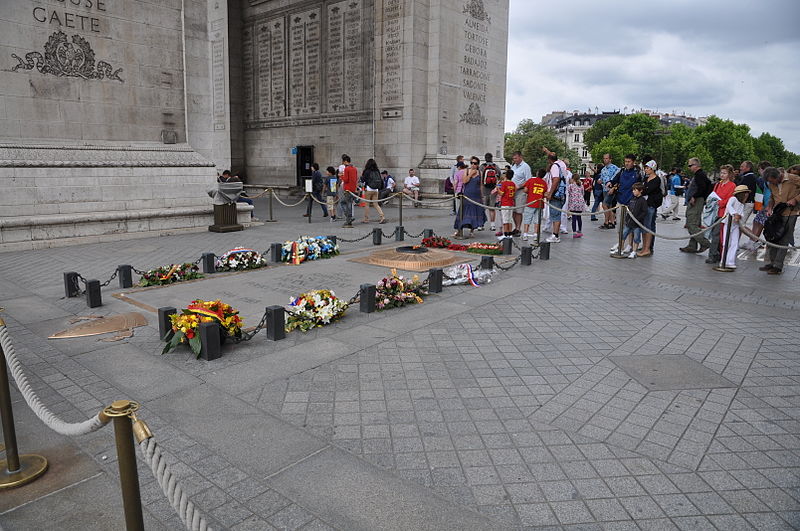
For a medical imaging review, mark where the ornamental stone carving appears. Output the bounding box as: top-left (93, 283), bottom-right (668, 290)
top-left (11, 31), bottom-right (124, 82)
top-left (459, 103), bottom-right (488, 126)
top-left (463, 0), bottom-right (490, 23)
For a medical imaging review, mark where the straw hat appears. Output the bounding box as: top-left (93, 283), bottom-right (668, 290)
top-left (733, 185), bottom-right (750, 196)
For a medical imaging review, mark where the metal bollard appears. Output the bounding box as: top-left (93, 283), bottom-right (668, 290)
top-left (199, 321), bottom-right (222, 361)
top-left (422, 228), bottom-right (434, 239)
top-left (103, 400), bottom-right (145, 531)
top-left (327, 235), bottom-right (337, 245)
top-left (118, 265), bottom-right (133, 288)
top-left (611, 207), bottom-right (627, 259)
top-left (395, 226), bottom-right (404, 241)
top-left (64, 271), bottom-right (80, 298)
top-left (398, 192), bottom-right (404, 226)
top-left (201, 253), bottom-right (216, 274)
top-left (372, 227), bottom-right (382, 245)
top-left (713, 214), bottom-right (736, 273)
top-left (0, 316), bottom-right (48, 489)
top-left (359, 284), bottom-right (376, 313)
top-left (157, 307), bottom-right (177, 340)
top-left (428, 268), bottom-right (443, 293)
top-left (539, 242), bottom-right (550, 260)
top-left (265, 305), bottom-right (286, 341)
top-left (501, 238), bottom-right (513, 255)
top-left (266, 189), bottom-right (277, 222)
top-left (480, 256), bottom-right (495, 270)
top-left (86, 280), bottom-right (102, 308)
top-left (270, 243), bottom-right (283, 263)
top-left (521, 246), bottom-right (533, 266)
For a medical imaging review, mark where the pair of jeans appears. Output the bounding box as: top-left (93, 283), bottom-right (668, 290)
top-left (339, 190), bottom-right (354, 224)
top-left (570, 211), bottom-right (583, 232)
top-left (684, 199), bottom-right (709, 250)
top-left (307, 191), bottom-right (328, 216)
top-left (591, 191), bottom-right (603, 216)
top-left (708, 216), bottom-right (722, 261)
top-left (767, 215), bottom-right (798, 270)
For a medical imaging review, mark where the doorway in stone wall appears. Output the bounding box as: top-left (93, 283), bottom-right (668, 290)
top-left (296, 145), bottom-right (314, 187)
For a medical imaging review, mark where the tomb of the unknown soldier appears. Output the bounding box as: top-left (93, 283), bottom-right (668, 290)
top-left (1, 1), bottom-right (799, 530)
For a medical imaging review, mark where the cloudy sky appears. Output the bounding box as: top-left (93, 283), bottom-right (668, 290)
top-left (504, 0), bottom-right (800, 153)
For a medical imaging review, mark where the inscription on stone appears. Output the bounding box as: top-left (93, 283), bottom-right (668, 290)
top-left (255, 18), bottom-right (287, 118)
top-left (212, 39), bottom-right (226, 130)
top-left (31, 0), bottom-right (108, 34)
top-left (327, 0), bottom-right (364, 112)
top-left (242, 26), bottom-right (255, 121)
top-left (381, 0), bottom-right (403, 107)
top-left (459, 0), bottom-right (490, 126)
top-left (289, 9), bottom-right (321, 115)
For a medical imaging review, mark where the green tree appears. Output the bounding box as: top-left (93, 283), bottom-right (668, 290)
top-left (592, 134), bottom-right (639, 167)
top-left (504, 120), bottom-right (581, 172)
top-left (609, 114), bottom-right (663, 159)
top-left (692, 116), bottom-right (755, 169)
top-left (583, 113), bottom-right (625, 155)
top-left (753, 132), bottom-right (789, 167)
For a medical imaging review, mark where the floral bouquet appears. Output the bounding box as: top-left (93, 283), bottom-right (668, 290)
top-left (286, 289), bottom-right (348, 332)
top-left (422, 236), bottom-right (452, 248)
top-left (215, 247), bottom-right (267, 272)
top-left (139, 263), bottom-right (203, 287)
top-left (447, 243), bottom-right (468, 251)
top-left (281, 236), bottom-right (339, 264)
top-left (466, 242), bottom-right (503, 255)
top-left (376, 269), bottom-right (427, 311)
top-left (162, 299), bottom-right (243, 358)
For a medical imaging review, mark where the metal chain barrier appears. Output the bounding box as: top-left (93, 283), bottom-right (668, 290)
top-left (381, 229), bottom-right (397, 239)
top-left (460, 193), bottom-right (623, 215)
top-left (271, 192), bottom-right (311, 208)
top-left (738, 220), bottom-right (798, 250)
top-left (495, 256), bottom-right (521, 271)
top-left (229, 308), bottom-right (269, 344)
top-left (138, 437), bottom-right (213, 531)
top-left (0, 325), bottom-right (109, 436)
top-left (337, 231), bottom-right (374, 243)
top-left (404, 229), bottom-right (427, 238)
top-left (99, 268), bottom-right (119, 288)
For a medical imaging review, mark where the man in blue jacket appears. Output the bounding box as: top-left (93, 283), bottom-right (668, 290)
top-left (611, 154), bottom-right (643, 207)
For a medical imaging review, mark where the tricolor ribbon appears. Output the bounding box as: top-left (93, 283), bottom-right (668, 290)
top-left (465, 264), bottom-right (480, 288)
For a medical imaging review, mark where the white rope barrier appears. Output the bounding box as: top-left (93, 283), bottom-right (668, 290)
top-left (0, 325), bottom-right (108, 436)
top-left (738, 220), bottom-right (798, 250)
top-left (271, 192), bottom-right (310, 208)
top-left (139, 437), bottom-right (213, 531)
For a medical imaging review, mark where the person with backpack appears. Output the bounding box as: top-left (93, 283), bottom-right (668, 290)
top-left (590, 164), bottom-right (605, 221)
top-left (510, 151), bottom-right (532, 236)
top-left (479, 152), bottom-right (500, 231)
top-left (360, 158), bottom-right (386, 224)
top-left (304, 162), bottom-right (329, 218)
top-left (544, 153), bottom-right (567, 243)
top-left (760, 166), bottom-right (800, 275)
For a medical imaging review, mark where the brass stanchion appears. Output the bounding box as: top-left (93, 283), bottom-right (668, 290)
top-left (0, 315), bottom-right (48, 489)
top-left (398, 192), bottom-right (404, 226)
top-left (103, 400), bottom-right (145, 531)
top-left (266, 189), bottom-right (277, 222)
top-left (610, 206), bottom-right (628, 259)
top-left (713, 214), bottom-right (736, 272)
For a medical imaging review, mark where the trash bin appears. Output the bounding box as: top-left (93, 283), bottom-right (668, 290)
top-left (208, 182), bottom-right (244, 232)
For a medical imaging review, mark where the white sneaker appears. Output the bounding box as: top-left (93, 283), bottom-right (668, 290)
top-left (622, 245), bottom-right (632, 254)
top-left (521, 233), bottom-right (529, 241)
top-left (610, 244), bottom-right (619, 253)
top-left (560, 229), bottom-right (569, 234)
top-left (490, 225), bottom-right (496, 231)
top-left (627, 251), bottom-right (637, 259)
top-left (545, 235), bottom-right (560, 243)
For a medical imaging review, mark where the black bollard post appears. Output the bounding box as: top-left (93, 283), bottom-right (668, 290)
top-left (327, 235), bottom-right (337, 245)
top-left (86, 280), bottom-right (101, 308)
top-left (536, 204), bottom-right (543, 245)
top-left (359, 284), bottom-right (376, 313)
top-left (118, 265), bottom-right (133, 288)
top-left (713, 214), bottom-right (736, 273)
top-left (480, 256), bottom-right (495, 270)
top-left (521, 246), bottom-right (532, 266)
top-left (539, 242), bottom-right (550, 260)
top-left (422, 228), bottom-right (434, 239)
top-left (63, 272), bottom-right (80, 298)
top-left (428, 268), bottom-right (443, 293)
top-left (372, 228), bottom-right (382, 245)
top-left (395, 226), bottom-right (404, 241)
top-left (266, 189), bottom-right (277, 222)
top-left (270, 243), bottom-right (283, 263)
top-left (502, 238), bottom-right (513, 255)
top-left (158, 307), bottom-right (177, 340)
top-left (398, 192), bottom-right (404, 226)
top-left (610, 207), bottom-right (627, 259)
top-left (265, 306), bottom-right (286, 341)
top-left (199, 321), bottom-right (222, 361)
top-left (201, 253), bottom-right (216, 274)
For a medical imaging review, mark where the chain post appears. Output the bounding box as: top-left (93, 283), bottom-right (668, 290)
top-left (539, 241), bottom-right (550, 260)
top-left (270, 243), bottom-right (283, 263)
top-left (427, 268), bottom-right (443, 293)
top-left (201, 253), bottom-right (216, 274)
top-left (423, 228), bottom-right (434, 239)
top-left (479, 256), bottom-right (495, 270)
top-left (501, 238), bottom-right (513, 255)
top-left (536, 204), bottom-right (543, 245)
top-left (610, 206), bottom-right (627, 259)
top-left (372, 228), bottom-right (382, 246)
top-left (398, 191), bottom-right (404, 226)
top-left (265, 306), bottom-right (286, 341)
top-left (157, 307), bottom-right (177, 340)
top-left (118, 265), bottom-right (133, 288)
top-left (395, 226), bottom-right (404, 241)
top-left (266, 189), bottom-right (277, 222)
top-left (0, 317), bottom-right (48, 489)
top-left (103, 400), bottom-right (145, 531)
top-left (199, 321), bottom-right (222, 361)
top-left (359, 284), bottom-right (376, 313)
top-left (64, 272), bottom-right (80, 298)
top-left (521, 245), bottom-right (533, 266)
top-left (713, 214), bottom-right (736, 272)
top-left (85, 280), bottom-right (102, 308)
top-left (326, 235), bottom-right (337, 245)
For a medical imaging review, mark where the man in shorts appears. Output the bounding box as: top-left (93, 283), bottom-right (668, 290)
top-left (509, 151), bottom-right (532, 236)
top-left (544, 154), bottom-right (566, 243)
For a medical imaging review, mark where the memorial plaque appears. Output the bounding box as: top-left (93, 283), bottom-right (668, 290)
top-left (459, 0), bottom-right (491, 126)
top-left (242, 26), bottom-right (255, 122)
top-left (255, 18), bottom-right (287, 120)
top-left (326, 2), bottom-right (345, 112)
top-left (212, 39), bottom-right (226, 129)
top-left (381, 0), bottom-right (403, 108)
top-left (343, 0), bottom-right (364, 111)
top-left (289, 9), bottom-right (321, 116)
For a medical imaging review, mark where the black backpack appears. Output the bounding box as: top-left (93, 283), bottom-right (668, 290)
top-left (764, 203), bottom-right (789, 243)
top-left (364, 170), bottom-right (384, 190)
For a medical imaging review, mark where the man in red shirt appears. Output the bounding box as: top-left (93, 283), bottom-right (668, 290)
top-left (340, 154), bottom-right (358, 227)
top-left (522, 169), bottom-right (548, 242)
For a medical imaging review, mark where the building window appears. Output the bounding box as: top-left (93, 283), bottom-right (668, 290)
top-left (582, 148), bottom-right (588, 158)
top-left (574, 133), bottom-right (580, 142)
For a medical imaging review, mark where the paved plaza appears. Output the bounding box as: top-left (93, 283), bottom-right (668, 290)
top-left (0, 199), bottom-right (799, 530)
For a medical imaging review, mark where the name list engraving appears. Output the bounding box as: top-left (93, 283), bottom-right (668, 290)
top-left (256, 18), bottom-right (287, 118)
top-left (289, 9), bottom-right (321, 115)
top-left (381, 0), bottom-right (403, 107)
top-left (459, 1), bottom-right (490, 126)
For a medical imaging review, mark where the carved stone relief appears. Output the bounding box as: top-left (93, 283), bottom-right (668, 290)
top-left (11, 31), bottom-right (123, 82)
